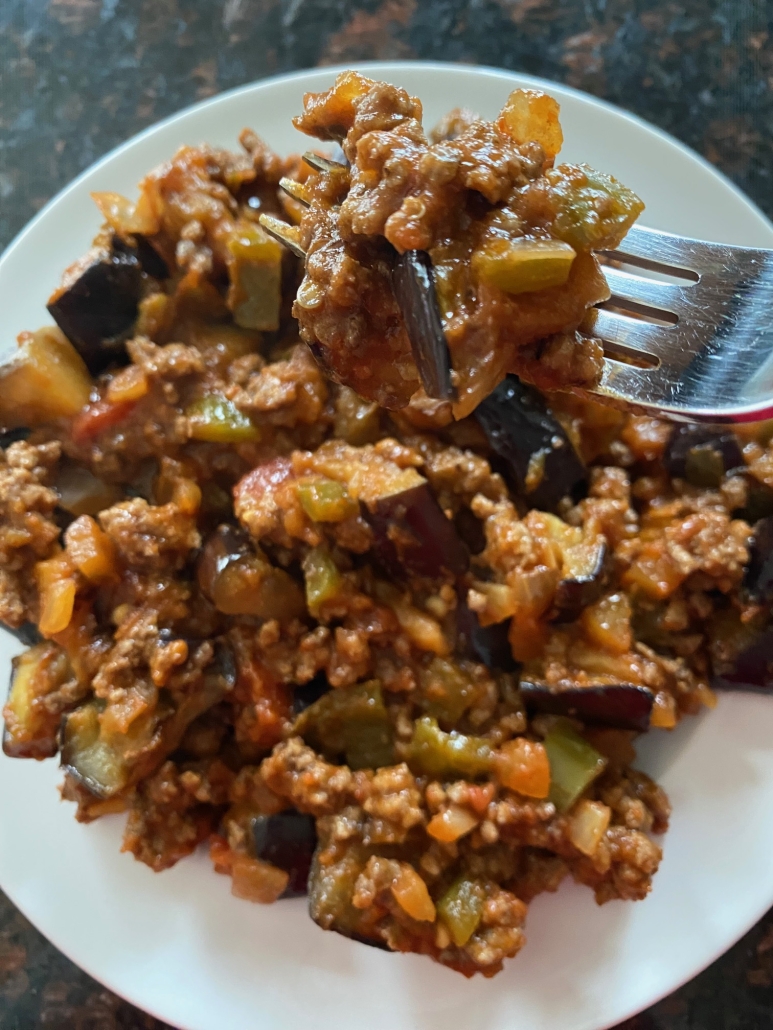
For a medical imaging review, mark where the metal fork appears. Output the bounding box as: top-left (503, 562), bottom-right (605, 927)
top-left (591, 225), bottom-right (773, 423)
top-left (264, 160), bottom-right (773, 424)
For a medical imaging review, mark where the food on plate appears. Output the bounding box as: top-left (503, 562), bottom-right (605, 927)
top-left (2, 74), bottom-right (771, 978)
top-left (284, 71), bottom-right (643, 416)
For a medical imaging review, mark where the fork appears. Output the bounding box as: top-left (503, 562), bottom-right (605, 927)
top-left (590, 225), bottom-right (773, 423)
top-left (263, 159), bottom-right (773, 424)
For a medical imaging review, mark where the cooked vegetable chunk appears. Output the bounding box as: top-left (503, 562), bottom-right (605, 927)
top-left (520, 681), bottom-right (654, 733)
top-left (2, 642), bottom-right (70, 759)
top-left (0, 328), bottom-right (92, 428)
top-left (251, 811), bottom-right (317, 897)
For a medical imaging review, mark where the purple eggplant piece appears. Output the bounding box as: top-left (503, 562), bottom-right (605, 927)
top-left (520, 680), bottom-right (654, 732)
top-left (475, 376), bottom-right (587, 512)
top-left (251, 811), bottom-right (318, 898)
top-left (0, 621), bottom-right (42, 647)
top-left (366, 482), bottom-right (469, 579)
top-left (392, 250), bottom-right (454, 401)
top-left (0, 428), bottom-right (31, 449)
top-left (112, 233), bottom-right (169, 280)
top-left (456, 602), bottom-right (518, 672)
top-left (293, 674), bottom-right (331, 715)
top-left (733, 473), bottom-right (773, 525)
top-left (551, 540), bottom-right (608, 622)
top-left (664, 424), bottom-right (743, 488)
top-left (744, 515), bottom-right (773, 605)
top-left (47, 248), bottom-right (144, 374)
top-left (711, 626), bottom-right (773, 693)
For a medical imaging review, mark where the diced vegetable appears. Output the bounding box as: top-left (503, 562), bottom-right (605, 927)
top-left (437, 876), bottom-right (485, 947)
top-left (47, 246), bottom-right (144, 373)
top-left (64, 515), bottom-right (118, 584)
top-left (230, 854), bottom-right (289, 903)
top-left (2, 642), bottom-right (70, 759)
top-left (521, 681), bottom-right (653, 733)
top-left (302, 546), bottom-right (343, 615)
top-left (495, 737), bottom-right (550, 798)
top-left (0, 328), bottom-right (92, 429)
top-left (427, 804), bottom-right (478, 842)
top-left (553, 540), bottom-right (608, 622)
top-left (546, 164), bottom-right (644, 252)
top-left (251, 810), bottom-right (317, 898)
top-left (197, 524), bottom-right (304, 621)
top-left (2, 622), bottom-right (42, 647)
top-left (418, 656), bottom-right (479, 726)
top-left (61, 641), bottom-right (234, 797)
top-left (475, 375), bottom-right (587, 512)
top-left (408, 716), bottom-right (493, 779)
top-left (580, 592), bottom-right (632, 655)
top-left (366, 482), bottom-right (469, 579)
top-left (292, 674), bottom-right (331, 715)
top-left (187, 395), bottom-right (261, 444)
top-left (744, 515), bottom-right (773, 604)
top-left (709, 609), bottom-right (773, 693)
top-left (226, 222), bottom-right (283, 331)
top-left (297, 477), bottom-right (358, 522)
top-left (70, 398), bottom-right (136, 446)
top-left (455, 602), bottom-right (519, 672)
top-left (294, 679), bottom-right (395, 770)
top-left (55, 464), bottom-right (122, 517)
top-left (391, 250), bottom-right (454, 401)
top-left (35, 555), bottom-right (77, 636)
top-left (568, 799), bottom-right (611, 857)
top-left (498, 88), bottom-right (563, 161)
top-left (333, 387), bottom-right (380, 445)
top-left (664, 424), bottom-right (744, 488)
top-left (472, 238), bottom-right (576, 295)
top-left (111, 232), bottom-right (169, 279)
top-left (543, 718), bottom-right (607, 812)
top-left (308, 838), bottom-right (371, 939)
top-left (391, 864), bottom-right (436, 922)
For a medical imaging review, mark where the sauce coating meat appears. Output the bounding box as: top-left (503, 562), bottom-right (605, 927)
top-left (1, 77), bottom-right (771, 978)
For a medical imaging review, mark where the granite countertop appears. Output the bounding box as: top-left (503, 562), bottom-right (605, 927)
top-left (1, 0), bottom-right (772, 1027)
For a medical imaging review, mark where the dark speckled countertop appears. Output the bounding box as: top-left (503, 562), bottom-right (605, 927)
top-left (1, 1), bottom-right (773, 1027)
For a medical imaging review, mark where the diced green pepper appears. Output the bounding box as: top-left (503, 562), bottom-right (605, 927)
top-left (294, 680), bottom-right (395, 770)
top-left (297, 477), bottom-right (358, 522)
top-left (419, 657), bottom-right (478, 727)
top-left (684, 445), bottom-right (725, 489)
top-left (437, 876), bottom-right (485, 947)
top-left (408, 716), bottom-right (493, 779)
top-left (302, 546), bottom-right (343, 615)
top-left (472, 238), bottom-right (576, 295)
top-left (226, 223), bottom-right (282, 331)
top-left (187, 395), bottom-right (260, 444)
top-left (543, 718), bottom-right (607, 812)
top-left (547, 164), bottom-right (644, 252)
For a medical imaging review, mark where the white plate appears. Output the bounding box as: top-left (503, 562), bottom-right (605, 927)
top-left (2, 61), bottom-right (773, 1030)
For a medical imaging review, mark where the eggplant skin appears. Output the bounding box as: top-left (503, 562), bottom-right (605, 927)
top-left (456, 602), bottom-right (518, 672)
top-left (47, 248), bottom-right (144, 374)
top-left (366, 482), bottom-right (469, 580)
top-left (551, 541), bottom-right (608, 622)
top-left (744, 516), bottom-right (773, 605)
top-left (475, 375), bottom-right (587, 512)
top-left (664, 425), bottom-right (744, 488)
top-left (251, 811), bottom-right (318, 898)
top-left (711, 627), bottom-right (773, 693)
top-left (0, 620), bottom-right (42, 647)
top-left (520, 681), bottom-right (654, 732)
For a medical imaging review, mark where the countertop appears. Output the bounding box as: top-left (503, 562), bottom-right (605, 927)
top-left (1, 0), bottom-right (772, 1027)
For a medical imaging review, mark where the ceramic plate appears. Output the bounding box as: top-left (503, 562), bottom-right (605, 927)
top-left (2, 61), bottom-right (773, 1030)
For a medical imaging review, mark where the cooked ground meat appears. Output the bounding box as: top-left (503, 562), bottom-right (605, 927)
top-left (1, 74), bottom-right (770, 979)
top-left (290, 71), bottom-right (642, 415)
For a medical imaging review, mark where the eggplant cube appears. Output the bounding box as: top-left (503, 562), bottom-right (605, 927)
top-left (251, 811), bottom-right (318, 898)
top-left (475, 375), bottom-right (587, 512)
top-left (47, 247), bottom-right (144, 373)
top-left (520, 680), bottom-right (654, 732)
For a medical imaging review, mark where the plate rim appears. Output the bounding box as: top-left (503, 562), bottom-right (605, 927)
top-left (2, 59), bottom-right (773, 1030)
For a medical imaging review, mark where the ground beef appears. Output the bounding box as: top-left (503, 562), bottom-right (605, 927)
top-left (0, 441), bottom-right (61, 628)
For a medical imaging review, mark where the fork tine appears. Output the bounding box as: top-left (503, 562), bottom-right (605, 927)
top-left (601, 225), bottom-right (704, 279)
top-left (302, 151), bottom-right (347, 174)
top-left (587, 308), bottom-right (680, 363)
top-left (601, 265), bottom-right (685, 320)
top-left (258, 214), bottom-right (307, 259)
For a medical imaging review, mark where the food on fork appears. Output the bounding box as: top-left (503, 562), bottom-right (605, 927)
top-left (2, 73), bottom-right (772, 979)
top-left (281, 71), bottom-right (643, 416)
